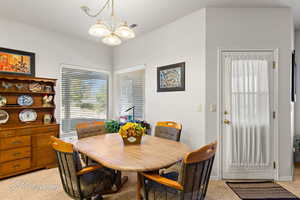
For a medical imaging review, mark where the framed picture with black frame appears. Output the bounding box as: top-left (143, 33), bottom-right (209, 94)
top-left (157, 62), bottom-right (185, 92)
top-left (0, 47), bottom-right (35, 76)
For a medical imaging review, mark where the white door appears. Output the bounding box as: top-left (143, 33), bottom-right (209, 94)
top-left (221, 51), bottom-right (275, 179)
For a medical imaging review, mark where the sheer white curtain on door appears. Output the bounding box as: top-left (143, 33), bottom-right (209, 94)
top-left (224, 52), bottom-right (272, 169)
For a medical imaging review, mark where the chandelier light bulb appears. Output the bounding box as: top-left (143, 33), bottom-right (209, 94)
top-left (115, 23), bottom-right (135, 39)
top-left (88, 21), bottom-right (111, 37)
top-left (102, 34), bottom-right (122, 46)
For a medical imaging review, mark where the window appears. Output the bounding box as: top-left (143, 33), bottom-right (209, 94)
top-left (117, 69), bottom-right (145, 120)
top-left (61, 66), bottom-right (109, 135)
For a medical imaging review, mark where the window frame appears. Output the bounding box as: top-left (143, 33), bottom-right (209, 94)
top-left (113, 65), bottom-right (146, 120)
top-left (60, 64), bottom-right (111, 136)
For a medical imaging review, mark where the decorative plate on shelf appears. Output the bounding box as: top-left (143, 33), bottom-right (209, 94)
top-left (0, 96), bottom-right (7, 107)
top-left (29, 82), bottom-right (42, 92)
top-left (19, 109), bottom-right (37, 122)
top-left (0, 110), bottom-right (9, 124)
top-left (17, 95), bottom-right (34, 106)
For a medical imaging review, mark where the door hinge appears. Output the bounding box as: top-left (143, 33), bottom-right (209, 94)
top-left (273, 61), bottom-right (276, 69)
top-left (273, 161), bottom-right (276, 169)
top-left (273, 111), bottom-right (276, 119)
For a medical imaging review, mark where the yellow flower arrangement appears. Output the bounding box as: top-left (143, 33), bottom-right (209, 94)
top-left (119, 122), bottom-right (146, 138)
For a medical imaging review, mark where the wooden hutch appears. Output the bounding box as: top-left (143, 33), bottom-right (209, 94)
top-left (0, 74), bottom-right (59, 179)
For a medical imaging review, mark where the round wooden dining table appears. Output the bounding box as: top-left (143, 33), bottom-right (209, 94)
top-left (74, 133), bottom-right (191, 200)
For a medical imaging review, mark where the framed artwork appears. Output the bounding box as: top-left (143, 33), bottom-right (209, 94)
top-left (157, 62), bottom-right (185, 92)
top-left (0, 47), bottom-right (35, 76)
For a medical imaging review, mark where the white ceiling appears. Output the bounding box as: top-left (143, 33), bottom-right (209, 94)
top-left (1, 0), bottom-right (300, 42)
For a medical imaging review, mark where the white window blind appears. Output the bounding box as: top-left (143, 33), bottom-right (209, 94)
top-left (61, 67), bottom-right (108, 135)
top-left (118, 70), bottom-right (145, 120)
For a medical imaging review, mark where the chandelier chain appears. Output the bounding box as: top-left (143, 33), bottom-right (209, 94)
top-left (111, 0), bottom-right (114, 17)
top-left (81, 0), bottom-right (111, 18)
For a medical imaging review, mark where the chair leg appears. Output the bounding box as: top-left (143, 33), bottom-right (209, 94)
top-left (137, 173), bottom-right (142, 200)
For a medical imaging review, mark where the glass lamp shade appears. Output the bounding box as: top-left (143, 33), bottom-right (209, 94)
top-left (102, 34), bottom-right (122, 46)
top-left (88, 21), bottom-right (111, 37)
top-left (115, 24), bottom-right (135, 39)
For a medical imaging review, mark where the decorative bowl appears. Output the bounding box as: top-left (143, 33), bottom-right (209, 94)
top-left (122, 135), bottom-right (142, 145)
top-left (29, 82), bottom-right (42, 92)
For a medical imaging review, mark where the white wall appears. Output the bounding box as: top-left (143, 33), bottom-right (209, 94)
top-left (114, 7), bottom-right (294, 180)
top-left (114, 9), bottom-right (207, 149)
top-left (0, 18), bottom-right (113, 120)
top-left (205, 8), bottom-right (293, 180)
top-left (295, 31), bottom-right (300, 136)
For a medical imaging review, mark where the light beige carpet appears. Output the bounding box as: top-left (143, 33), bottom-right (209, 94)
top-left (1, 168), bottom-right (300, 200)
top-left (0, 168), bottom-right (136, 200)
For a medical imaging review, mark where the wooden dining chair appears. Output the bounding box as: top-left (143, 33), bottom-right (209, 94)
top-left (140, 141), bottom-right (217, 200)
top-left (76, 121), bottom-right (107, 165)
top-left (75, 121), bottom-right (128, 192)
top-left (76, 121), bottom-right (106, 139)
top-left (154, 121), bottom-right (182, 175)
top-left (51, 136), bottom-right (118, 200)
top-left (154, 121), bottom-right (182, 142)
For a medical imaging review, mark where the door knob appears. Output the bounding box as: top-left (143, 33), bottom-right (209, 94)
top-left (224, 119), bottom-right (230, 124)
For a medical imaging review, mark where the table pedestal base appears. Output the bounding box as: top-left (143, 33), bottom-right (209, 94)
top-left (137, 173), bottom-right (142, 200)
top-left (119, 176), bottom-right (129, 190)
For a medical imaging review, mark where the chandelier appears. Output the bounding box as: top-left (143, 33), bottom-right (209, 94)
top-left (81, 0), bottom-right (136, 46)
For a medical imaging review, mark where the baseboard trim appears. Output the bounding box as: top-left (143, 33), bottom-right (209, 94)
top-left (277, 176), bottom-right (293, 181)
top-left (209, 176), bottom-right (293, 181)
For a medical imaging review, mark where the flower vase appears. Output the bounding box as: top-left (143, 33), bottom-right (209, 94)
top-left (122, 135), bottom-right (142, 145)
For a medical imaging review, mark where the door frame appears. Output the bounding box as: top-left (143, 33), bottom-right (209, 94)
top-left (217, 48), bottom-right (279, 180)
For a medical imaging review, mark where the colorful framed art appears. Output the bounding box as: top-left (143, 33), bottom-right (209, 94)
top-left (157, 62), bottom-right (185, 92)
top-left (0, 47), bottom-right (35, 76)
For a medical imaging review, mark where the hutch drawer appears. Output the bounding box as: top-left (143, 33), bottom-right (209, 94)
top-left (16, 126), bottom-right (59, 136)
top-left (0, 147), bottom-right (31, 163)
top-left (0, 158), bottom-right (31, 175)
top-left (0, 136), bottom-right (31, 150)
top-left (0, 130), bottom-right (16, 138)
